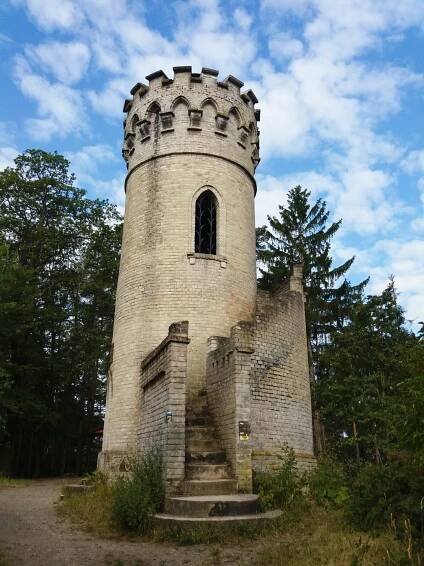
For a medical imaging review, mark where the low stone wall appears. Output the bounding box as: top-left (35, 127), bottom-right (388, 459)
top-left (139, 321), bottom-right (189, 494)
top-left (206, 323), bottom-right (253, 492)
top-left (250, 266), bottom-right (315, 473)
top-left (205, 266), bottom-right (315, 486)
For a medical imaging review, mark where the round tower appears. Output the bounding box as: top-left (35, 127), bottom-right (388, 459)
top-left (99, 66), bottom-right (260, 469)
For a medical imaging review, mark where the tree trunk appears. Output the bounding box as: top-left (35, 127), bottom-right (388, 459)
top-left (353, 420), bottom-right (360, 463)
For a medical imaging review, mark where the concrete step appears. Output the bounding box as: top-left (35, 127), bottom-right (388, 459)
top-left (154, 509), bottom-right (282, 526)
top-left (182, 479), bottom-right (237, 496)
top-left (186, 463), bottom-right (230, 480)
top-left (186, 450), bottom-right (226, 464)
top-left (186, 439), bottom-right (222, 452)
top-left (186, 425), bottom-right (215, 441)
top-left (165, 494), bottom-right (259, 517)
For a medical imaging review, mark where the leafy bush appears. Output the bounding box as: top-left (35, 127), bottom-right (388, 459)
top-left (253, 446), bottom-right (305, 511)
top-left (346, 455), bottom-right (424, 541)
top-left (308, 456), bottom-right (349, 507)
top-left (111, 446), bottom-right (165, 534)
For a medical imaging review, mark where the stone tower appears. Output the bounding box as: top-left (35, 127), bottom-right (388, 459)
top-left (99, 66), bottom-right (261, 471)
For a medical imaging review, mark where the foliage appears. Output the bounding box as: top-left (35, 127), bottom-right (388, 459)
top-left (253, 446), bottom-right (305, 511)
top-left (317, 280), bottom-right (424, 463)
top-left (307, 456), bottom-right (349, 507)
top-left (59, 473), bottom-right (114, 536)
top-left (257, 185), bottom-right (367, 348)
top-left (346, 456), bottom-right (424, 540)
top-left (0, 149), bottom-right (122, 476)
top-left (111, 447), bottom-right (165, 534)
top-left (155, 520), bottom-right (270, 546)
top-left (253, 502), bottom-right (422, 566)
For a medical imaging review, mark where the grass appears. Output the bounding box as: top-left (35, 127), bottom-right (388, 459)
top-left (59, 478), bottom-right (116, 537)
top-left (60, 482), bottom-right (422, 564)
top-left (254, 504), bottom-right (422, 565)
top-left (0, 476), bottom-right (30, 488)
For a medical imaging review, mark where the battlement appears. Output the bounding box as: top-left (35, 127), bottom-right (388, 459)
top-left (121, 66), bottom-right (260, 181)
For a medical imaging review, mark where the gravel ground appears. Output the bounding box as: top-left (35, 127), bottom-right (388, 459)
top-left (0, 479), bottom-right (255, 565)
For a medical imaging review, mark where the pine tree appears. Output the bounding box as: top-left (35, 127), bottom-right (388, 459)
top-left (0, 149), bottom-right (122, 476)
top-left (257, 186), bottom-right (368, 352)
top-left (318, 280), bottom-right (424, 462)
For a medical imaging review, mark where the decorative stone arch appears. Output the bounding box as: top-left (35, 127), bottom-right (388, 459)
top-left (188, 185), bottom-right (227, 259)
top-left (147, 101), bottom-right (161, 114)
top-left (171, 96), bottom-right (190, 129)
top-left (229, 106), bottom-right (242, 128)
top-left (200, 97), bottom-right (219, 114)
top-left (171, 95), bottom-right (190, 112)
top-left (146, 101), bottom-right (161, 125)
top-left (130, 113), bottom-right (139, 133)
top-left (249, 121), bottom-right (257, 141)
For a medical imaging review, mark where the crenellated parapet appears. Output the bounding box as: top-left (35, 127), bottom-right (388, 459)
top-left (122, 66), bottom-right (260, 187)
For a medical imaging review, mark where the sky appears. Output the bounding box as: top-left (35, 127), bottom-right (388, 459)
top-left (0, 0), bottom-right (423, 327)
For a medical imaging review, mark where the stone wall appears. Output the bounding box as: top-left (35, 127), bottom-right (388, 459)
top-left (250, 267), bottom-right (315, 472)
top-left (205, 323), bottom-right (253, 492)
top-left (138, 321), bottom-right (189, 493)
top-left (100, 68), bottom-right (259, 466)
top-left (204, 267), bottom-right (315, 486)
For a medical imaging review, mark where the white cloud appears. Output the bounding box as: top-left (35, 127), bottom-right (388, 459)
top-left (401, 149), bottom-right (424, 174)
top-left (0, 147), bottom-right (19, 170)
top-left (26, 41), bottom-right (91, 84)
top-left (14, 57), bottom-right (87, 140)
top-left (65, 143), bottom-right (125, 210)
top-left (9, 0), bottom-right (424, 306)
top-left (234, 8), bottom-right (252, 31)
top-left (66, 144), bottom-right (118, 182)
top-left (361, 239), bottom-right (424, 324)
top-left (269, 32), bottom-right (304, 61)
top-left (19, 0), bottom-right (83, 30)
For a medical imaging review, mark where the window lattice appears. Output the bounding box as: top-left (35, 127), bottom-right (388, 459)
top-left (195, 190), bottom-right (217, 255)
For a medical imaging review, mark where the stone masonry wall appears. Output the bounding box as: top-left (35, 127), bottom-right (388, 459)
top-left (206, 323), bottom-right (254, 492)
top-left (100, 67), bottom-right (259, 466)
top-left (138, 321), bottom-right (189, 494)
top-left (250, 267), bottom-right (315, 472)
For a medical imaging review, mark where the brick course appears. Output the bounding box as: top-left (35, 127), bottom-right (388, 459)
top-left (99, 67), bottom-right (314, 484)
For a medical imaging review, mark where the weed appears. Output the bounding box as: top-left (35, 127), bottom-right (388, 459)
top-left (253, 446), bottom-right (306, 512)
top-left (111, 446), bottom-right (164, 535)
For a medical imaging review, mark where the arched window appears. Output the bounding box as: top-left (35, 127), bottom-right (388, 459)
top-left (195, 190), bottom-right (217, 254)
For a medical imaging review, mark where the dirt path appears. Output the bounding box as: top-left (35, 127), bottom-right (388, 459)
top-left (0, 479), bottom-right (255, 565)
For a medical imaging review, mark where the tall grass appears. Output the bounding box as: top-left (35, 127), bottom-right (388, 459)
top-left (111, 446), bottom-right (164, 534)
top-left (61, 447), bottom-right (164, 536)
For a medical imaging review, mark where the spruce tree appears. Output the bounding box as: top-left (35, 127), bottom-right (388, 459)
top-left (257, 185), bottom-right (368, 352)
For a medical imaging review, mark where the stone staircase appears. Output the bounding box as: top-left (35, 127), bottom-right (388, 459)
top-left (155, 392), bottom-right (281, 525)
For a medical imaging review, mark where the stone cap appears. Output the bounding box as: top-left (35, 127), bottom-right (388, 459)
top-left (141, 321), bottom-right (190, 370)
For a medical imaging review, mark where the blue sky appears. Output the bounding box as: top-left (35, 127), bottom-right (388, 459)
top-left (1, 0), bottom-right (423, 326)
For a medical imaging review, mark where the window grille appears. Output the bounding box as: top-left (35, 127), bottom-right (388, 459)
top-left (195, 190), bottom-right (217, 254)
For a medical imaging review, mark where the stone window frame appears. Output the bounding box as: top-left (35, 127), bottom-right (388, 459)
top-left (187, 185), bottom-right (227, 267)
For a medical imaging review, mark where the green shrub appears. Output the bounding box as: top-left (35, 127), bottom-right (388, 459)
top-left (253, 446), bottom-right (305, 511)
top-left (346, 455), bottom-right (424, 542)
top-left (308, 456), bottom-right (349, 507)
top-left (111, 446), bottom-right (165, 534)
